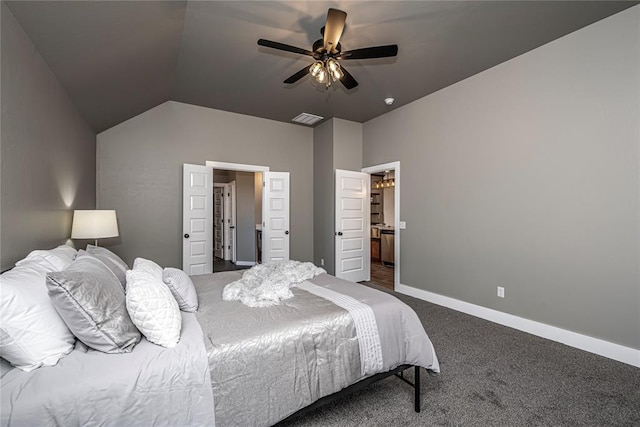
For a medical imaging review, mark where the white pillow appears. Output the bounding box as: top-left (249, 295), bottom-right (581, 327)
top-left (50, 245), bottom-right (78, 266)
top-left (125, 270), bottom-right (181, 348)
top-left (0, 261), bottom-right (75, 371)
top-left (15, 245), bottom-right (77, 272)
top-left (133, 257), bottom-right (163, 280)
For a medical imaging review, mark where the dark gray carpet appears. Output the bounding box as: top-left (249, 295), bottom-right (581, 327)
top-left (277, 283), bottom-right (640, 426)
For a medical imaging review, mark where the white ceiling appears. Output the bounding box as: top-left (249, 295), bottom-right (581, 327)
top-left (6, 1), bottom-right (636, 132)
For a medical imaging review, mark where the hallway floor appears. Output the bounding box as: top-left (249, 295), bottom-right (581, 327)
top-left (213, 257), bottom-right (251, 273)
top-left (366, 261), bottom-right (394, 290)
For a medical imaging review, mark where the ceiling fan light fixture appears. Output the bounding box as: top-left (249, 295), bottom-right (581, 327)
top-left (327, 59), bottom-right (343, 80)
top-left (317, 68), bottom-right (327, 83)
top-left (310, 61), bottom-right (323, 77)
top-left (327, 58), bottom-right (339, 73)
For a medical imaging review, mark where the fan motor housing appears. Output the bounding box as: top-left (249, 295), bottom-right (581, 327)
top-left (313, 39), bottom-right (341, 55)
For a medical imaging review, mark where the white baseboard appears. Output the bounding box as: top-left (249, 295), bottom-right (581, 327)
top-left (396, 283), bottom-right (640, 368)
top-left (235, 261), bottom-right (256, 266)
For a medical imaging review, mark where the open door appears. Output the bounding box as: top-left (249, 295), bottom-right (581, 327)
top-left (183, 164), bottom-right (213, 275)
top-left (262, 172), bottom-right (290, 262)
top-left (335, 169), bottom-right (370, 282)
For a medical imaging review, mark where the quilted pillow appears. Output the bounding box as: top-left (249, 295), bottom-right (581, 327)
top-left (126, 269), bottom-right (181, 348)
top-left (46, 257), bottom-right (140, 353)
top-left (77, 249), bottom-right (126, 290)
top-left (133, 257), bottom-right (163, 280)
top-left (0, 260), bottom-right (75, 371)
top-left (163, 268), bottom-right (198, 312)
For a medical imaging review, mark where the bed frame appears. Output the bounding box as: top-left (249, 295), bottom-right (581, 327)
top-left (279, 364), bottom-right (421, 424)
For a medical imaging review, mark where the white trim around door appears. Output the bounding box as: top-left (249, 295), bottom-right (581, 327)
top-left (206, 161), bottom-right (269, 173)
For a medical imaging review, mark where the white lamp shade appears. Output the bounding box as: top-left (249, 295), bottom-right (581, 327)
top-left (71, 210), bottom-right (119, 239)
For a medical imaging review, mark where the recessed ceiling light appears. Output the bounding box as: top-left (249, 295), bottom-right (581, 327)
top-left (384, 97), bottom-right (394, 105)
top-left (291, 113), bottom-right (324, 126)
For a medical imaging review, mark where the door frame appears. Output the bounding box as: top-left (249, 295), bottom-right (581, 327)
top-left (206, 161), bottom-right (270, 264)
top-left (361, 161), bottom-right (400, 290)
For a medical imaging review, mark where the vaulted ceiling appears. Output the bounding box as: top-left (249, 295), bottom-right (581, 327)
top-left (6, 1), bottom-right (636, 132)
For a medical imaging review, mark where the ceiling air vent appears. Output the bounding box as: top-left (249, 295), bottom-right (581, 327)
top-left (291, 113), bottom-right (324, 126)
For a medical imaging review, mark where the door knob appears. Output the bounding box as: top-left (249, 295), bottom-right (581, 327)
top-left (285, 231), bottom-right (289, 235)
top-left (337, 232), bottom-right (343, 236)
top-left (230, 226), bottom-right (235, 229)
top-left (184, 233), bottom-right (190, 238)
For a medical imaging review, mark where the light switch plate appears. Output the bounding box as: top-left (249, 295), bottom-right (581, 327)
top-left (399, 221), bottom-right (406, 229)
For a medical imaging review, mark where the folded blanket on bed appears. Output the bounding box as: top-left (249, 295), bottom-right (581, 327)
top-left (222, 260), bottom-right (325, 307)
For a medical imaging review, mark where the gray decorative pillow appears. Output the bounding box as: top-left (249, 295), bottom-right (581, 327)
top-left (86, 245), bottom-right (128, 287)
top-left (162, 268), bottom-right (198, 312)
top-left (77, 249), bottom-right (126, 290)
top-left (46, 257), bottom-right (140, 353)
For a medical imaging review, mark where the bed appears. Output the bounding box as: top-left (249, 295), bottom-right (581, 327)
top-left (1, 256), bottom-right (439, 426)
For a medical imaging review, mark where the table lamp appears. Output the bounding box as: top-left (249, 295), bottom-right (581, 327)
top-left (71, 210), bottom-right (119, 246)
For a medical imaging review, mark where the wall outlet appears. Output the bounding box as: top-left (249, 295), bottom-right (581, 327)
top-left (497, 286), bottom-right (505, 298)
top-left (320, 259), bottom-right (324, 266)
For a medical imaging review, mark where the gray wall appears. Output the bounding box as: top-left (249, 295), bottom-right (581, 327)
top-left (332, 118), bottom-right (363, 172)
top-left (0, 4), bottom-right (96, 270)
top-left (363, 7), bottom-right (639, 349)
top-left (313, 118), bottom-right (363, 274)
top-left (97, 101), bottom-right (313, 267)
top-left (313, 120), bottom-right (334, 272)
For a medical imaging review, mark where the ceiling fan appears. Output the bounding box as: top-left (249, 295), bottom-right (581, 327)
top-left (257, 8), bottom-right (398, 90)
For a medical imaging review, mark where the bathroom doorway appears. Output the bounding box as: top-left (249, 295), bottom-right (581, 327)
top-left (362, 162), bottom-right (400, 290)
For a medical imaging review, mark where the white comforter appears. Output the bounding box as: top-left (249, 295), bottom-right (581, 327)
top-left (222, 260), bottom-right (326, 307)
top-left (1, 313), bottom-right (214, 427)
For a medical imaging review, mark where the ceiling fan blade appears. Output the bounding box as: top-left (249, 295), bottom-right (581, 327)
top-left (339, 65), bottom-right (358, 89)
top-left (284, 65), bottom-right (311, 84)
top-left (323, 8), bottom-right (347, 53)
top-left (339, 45), bottom-right (398, 60)
top-left (258, 39), bottom-right (315, 57)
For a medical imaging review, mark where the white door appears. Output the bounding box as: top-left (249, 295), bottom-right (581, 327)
top-left (335, 169), bottom-right (370, 282)
top-left (183, 164), bottom-right (213, 275)
top-left (213, 186), bottom-right (224, 259)
top-left (262, 172), bottom-right (290, 262)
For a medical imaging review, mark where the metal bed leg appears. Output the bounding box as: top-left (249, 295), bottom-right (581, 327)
top-left (414, 366), bottom-right (421, 412)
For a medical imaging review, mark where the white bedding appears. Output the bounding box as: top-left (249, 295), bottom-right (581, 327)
top-left (222, 260), bottom-right (325, 307)
top-left (2, 269), bottom-right (439, 427)
top-left (0, 312), bottom-right (215, 427)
